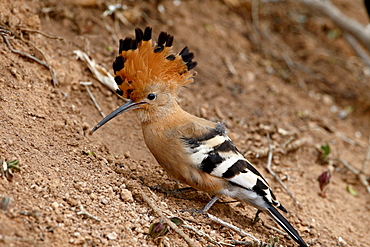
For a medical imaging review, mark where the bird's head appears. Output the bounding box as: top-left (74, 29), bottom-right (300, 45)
top-left (92, 27), bottom-right (197, 132)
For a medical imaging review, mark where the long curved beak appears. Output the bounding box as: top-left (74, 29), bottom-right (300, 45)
top-left (91, 100), bottom-right (146, 133)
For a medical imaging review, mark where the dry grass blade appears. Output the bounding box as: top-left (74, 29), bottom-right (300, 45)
top-left (74, 50), bottom-right (118, 93)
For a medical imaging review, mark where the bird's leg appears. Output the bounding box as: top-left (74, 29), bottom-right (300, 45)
top-left (199, 195), bottom-right (219, 212)
top-left (181, 195), bottom-right (219, 214)
top-left (253, 209), bottom-right (263, 224)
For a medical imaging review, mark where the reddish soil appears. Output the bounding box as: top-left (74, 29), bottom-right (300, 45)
top-left (1, 0), bottom-right (370, 246)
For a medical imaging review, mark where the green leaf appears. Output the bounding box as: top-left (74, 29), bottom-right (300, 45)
top-left (346, 185), bottom-right (357, 196)
top-left (204, 24), bottom-right (212, 32)
top-left (7, 160), bottom-right (19, 166)
top-left (169, 217), bottom-right (183, 226)
top-left (320, 144), bottom-right (330, 156)
top-left (1, 197), bottom-right (11, 211)
top-left (327, 28), bottom-right (341, 39)
top-left (82, 150), bottom-right (96, 157)
top-left (7, 160), bottom-right (20, 170)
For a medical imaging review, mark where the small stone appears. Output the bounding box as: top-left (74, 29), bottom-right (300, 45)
top-left (160, 202), bottom-right (168, 209)
top-left (120, 189), bottom-right (134, 202)
top-left (246, 71), bottom-right (256, 82)
top-left (355, 131), bottom-right (362, 138)
top-left (82, 122), bottom-right (90, 130)
top-left (124, 151), bottom-right (131, 159)
top-left (338, 236), bottom-right (347, 245)
top-left (101, 198), bottom-right (109, 204)
top-left (339, 110), bottom-right (348, 119)
top-left (9, 67), bottom-right (17, 78)
top-left (56, 215), bottom-right (64, 223)
top-left (51, 202), bottom-right (59, 210)
top-left (322, 94), bottom-right (333, 105)
top-left (107, 232), bottom-right (118, 240)
top-left (66, 198), bottom-right (78, 206)
top-left (90, 193), bottom-right (97, 200)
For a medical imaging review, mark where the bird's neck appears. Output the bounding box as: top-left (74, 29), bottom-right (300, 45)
top-left (136, 99), bottom-right (190, 125)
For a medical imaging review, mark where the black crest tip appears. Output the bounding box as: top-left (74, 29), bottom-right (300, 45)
top-left (135, 28), bottom-right (144, 43)
top-left (116, 88), bottom-right (124, 96)
top-left (119, 37), bottom-right (135, 53)
top-left (157, 32), bottom-right (168, 46)
top-left (114, 76), bottom-right (123, 86)
top-left (187, 61), bottom-right (197, 70)
top-left (143, 27), bottom-right (152, 41)
top-left (113, 56), bottom-right (125, 73)
top-left (179, 46), bottom-right (189, 56)
top-left (181, 52), bottom-right (194, 63)
top-left (166, 35), bottom-right (174, 47)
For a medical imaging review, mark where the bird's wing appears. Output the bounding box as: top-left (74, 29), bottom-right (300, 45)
top-left (182, 122), bottom-right (285, 211)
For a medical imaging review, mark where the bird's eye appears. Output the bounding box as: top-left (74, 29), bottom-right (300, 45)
top-left (147, 93), bottom-right (156, 100)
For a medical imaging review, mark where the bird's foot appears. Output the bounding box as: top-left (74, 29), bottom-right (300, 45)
top-left (252, 209), bottom-right (262, 224)
top-left (180, 195), bottom-right (219, 216)
top-left (180, 208), bottom-right (206, 215)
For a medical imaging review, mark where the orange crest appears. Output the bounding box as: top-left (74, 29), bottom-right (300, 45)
top-left (112, 27), bottom-right (197, 101)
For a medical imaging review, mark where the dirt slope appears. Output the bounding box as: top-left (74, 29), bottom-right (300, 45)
top-left (1, 0), bottom-right (370, 246)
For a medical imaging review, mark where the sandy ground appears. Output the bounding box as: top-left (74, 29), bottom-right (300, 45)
top-left (1, 0), bottom-right (370, 246)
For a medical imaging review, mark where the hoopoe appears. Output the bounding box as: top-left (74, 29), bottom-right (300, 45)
top-left (92, 27), bottom-right (308, 247)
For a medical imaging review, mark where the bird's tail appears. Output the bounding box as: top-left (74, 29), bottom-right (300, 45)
top-left (266, 204), bottom-right (308, 247)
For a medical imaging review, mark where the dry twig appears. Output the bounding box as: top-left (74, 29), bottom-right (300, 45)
top-left (19, 33), bottom-right (58, 86)
top-left (207, 213), bottom-right (261, 244)
top-left (343, 33), bottom-right (370, 67)
top-left (360, 137), bottom-right (370, 173)
top-left (339, 158), bottom-right (370, 194)
top-left (266, 134), bottom-right (300, 205)
top-left (299, 0), bottom-right (370, 51)
top-left (76, 202), bottom-right (100, 221)
top-left (264, 223), bottom-right (288, 236)
top-left (222, 55), bottom-right (238, 77)
top-left (79, 81), bottom-right (105, 118)
top-left (18, 27), bottom-right (63, 40)
top-left (139, 187), bottom-right (199, 247)
top-left (2, 35), bottom-right (58, 86)
top-left (182, 224), bottom-right (233, 246)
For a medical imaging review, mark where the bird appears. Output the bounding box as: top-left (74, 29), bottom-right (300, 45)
top-left (92, 27), bottom-right (308, 247)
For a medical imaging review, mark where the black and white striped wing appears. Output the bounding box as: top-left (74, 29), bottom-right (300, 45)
top-left (182, 122), bottom-right (285, 211)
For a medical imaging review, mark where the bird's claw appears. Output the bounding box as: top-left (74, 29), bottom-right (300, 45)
top-left (180, 208), bottom-right (206, 216)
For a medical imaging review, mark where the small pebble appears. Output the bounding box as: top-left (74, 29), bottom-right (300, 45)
top-left (120, 189), bottom-right (134, 202)
top-left (51, 201), bottom-right (59, 209)
top-left (107, 232), bottom-right (118, 240)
